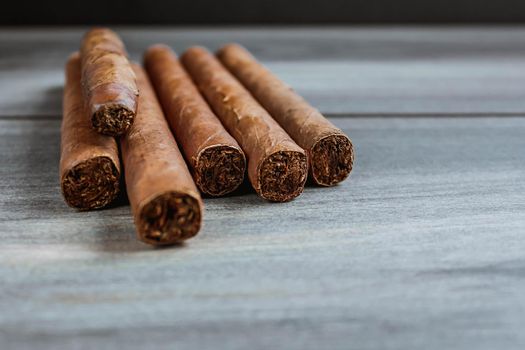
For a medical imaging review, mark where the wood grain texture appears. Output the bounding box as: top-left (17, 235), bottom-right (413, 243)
top-left (2, 27), bottom-right (525, 116)
top-left (1, 27), bottom-right (525, 349)
top-left (1, 116), bottom-right (524, 349)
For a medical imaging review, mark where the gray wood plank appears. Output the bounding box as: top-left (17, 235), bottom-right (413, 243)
top-left (1, 117), bottom-right (524, 349)
top-left (2, 27), bottom-right (525, 116)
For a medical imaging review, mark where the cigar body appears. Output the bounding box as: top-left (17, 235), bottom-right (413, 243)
top-left (80, 28), bottom-right (138, 136)
top-left (182, 47), bottom-right (307, 202)
top-left (60, 53), bottom-right (120, 210)
top-left (217, 44), bottom-right (354, 186)
top-left (144, 45), bottom-right (246, 196)
top-left (121, 64), bottom-right (202, 246)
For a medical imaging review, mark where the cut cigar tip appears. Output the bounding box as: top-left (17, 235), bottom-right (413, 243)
top-left (61, 156), bottom-right (120, 211)
top-left (311, 134), bottom-right (354, 186)
top-left (259, 150), bottom-right (308, 202)
top-left (81, 27), bottom-right (137, 136)
top-left (137, 191), bottom-right (202, 246)
top-left (144, 44), bottom-right (246, 198)
top-left (91, 104), bottom-right (135, 136)
top-left (195, 145), bottom-right (246, 196)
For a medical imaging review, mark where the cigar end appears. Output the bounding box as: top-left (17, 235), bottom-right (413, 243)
top-left (259, 151), bottom-right (308, 202)
top-left (92, 104), bottom-right (135, 136)
top-left (138, 192), bottom-right (202, 246)
top-left (195, 145), bottom-right (246, 196)
top-left (61, 156), bottom-right (120, 210)
top-left (311, 134), bottom-right (354, 186)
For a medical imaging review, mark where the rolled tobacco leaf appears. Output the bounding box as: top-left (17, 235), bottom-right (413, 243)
top-left (121, 64), bottom-right (203, 246)
top-left (217, 43), bottom-right (354, 186)
top-left (182, 47), bottom-right (307, 202)
top-left (80, 27), bottom-right (138, 136)
top-left (60, 52), bottom-right (121, 210)
top-left (144, 44), bottom-right (246, 196)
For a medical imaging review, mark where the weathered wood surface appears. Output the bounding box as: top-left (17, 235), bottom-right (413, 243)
top-left (1, 28), bottom-right (525, 349)
top-left (1, 116), bottom-right (524, 349)
top-left (2, 27), bottom-right (525, 116)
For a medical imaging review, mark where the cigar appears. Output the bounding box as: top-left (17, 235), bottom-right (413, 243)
top-left (80, 28), bottom-right (138, 136)
top-left (121, 64), bottom-right (202, 246)
top-left (217, 44), bottom-right (354, 186)
top-left (143, 45), bottom-right (246, 196)
top-left (60, 52), bottom-right (121, 210)
top-left (182, 47), bottom-right (307, 202)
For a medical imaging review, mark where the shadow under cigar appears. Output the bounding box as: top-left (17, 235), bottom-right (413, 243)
top-left (201, 176), bottom-right (282, 207)
top-left (88, 220), bottom-right (189, 253)
top-left (87, 175), bottom-right (191, 253)
top-left (200, 174), bottom-right (254, 200)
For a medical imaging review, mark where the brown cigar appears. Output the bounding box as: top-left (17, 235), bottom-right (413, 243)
top-left (143, 45), bottom-right (246, 196)
top-left (217, 44), bottom-right (354, 186)
top-left (121, 64), bottom-right (202, 246)
top-left (60, 52), bottom-right (120, 210)
top-left (80, 28), bottom-right (138, 136)
top-left (181, 47), bottom-right (307, 202)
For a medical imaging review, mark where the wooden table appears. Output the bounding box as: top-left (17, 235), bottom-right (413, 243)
top-left (1, 27), bottom-right (524, 349)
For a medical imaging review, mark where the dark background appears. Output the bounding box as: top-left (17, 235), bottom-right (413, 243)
top-left (2, 0), bottom-right (525, 25)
